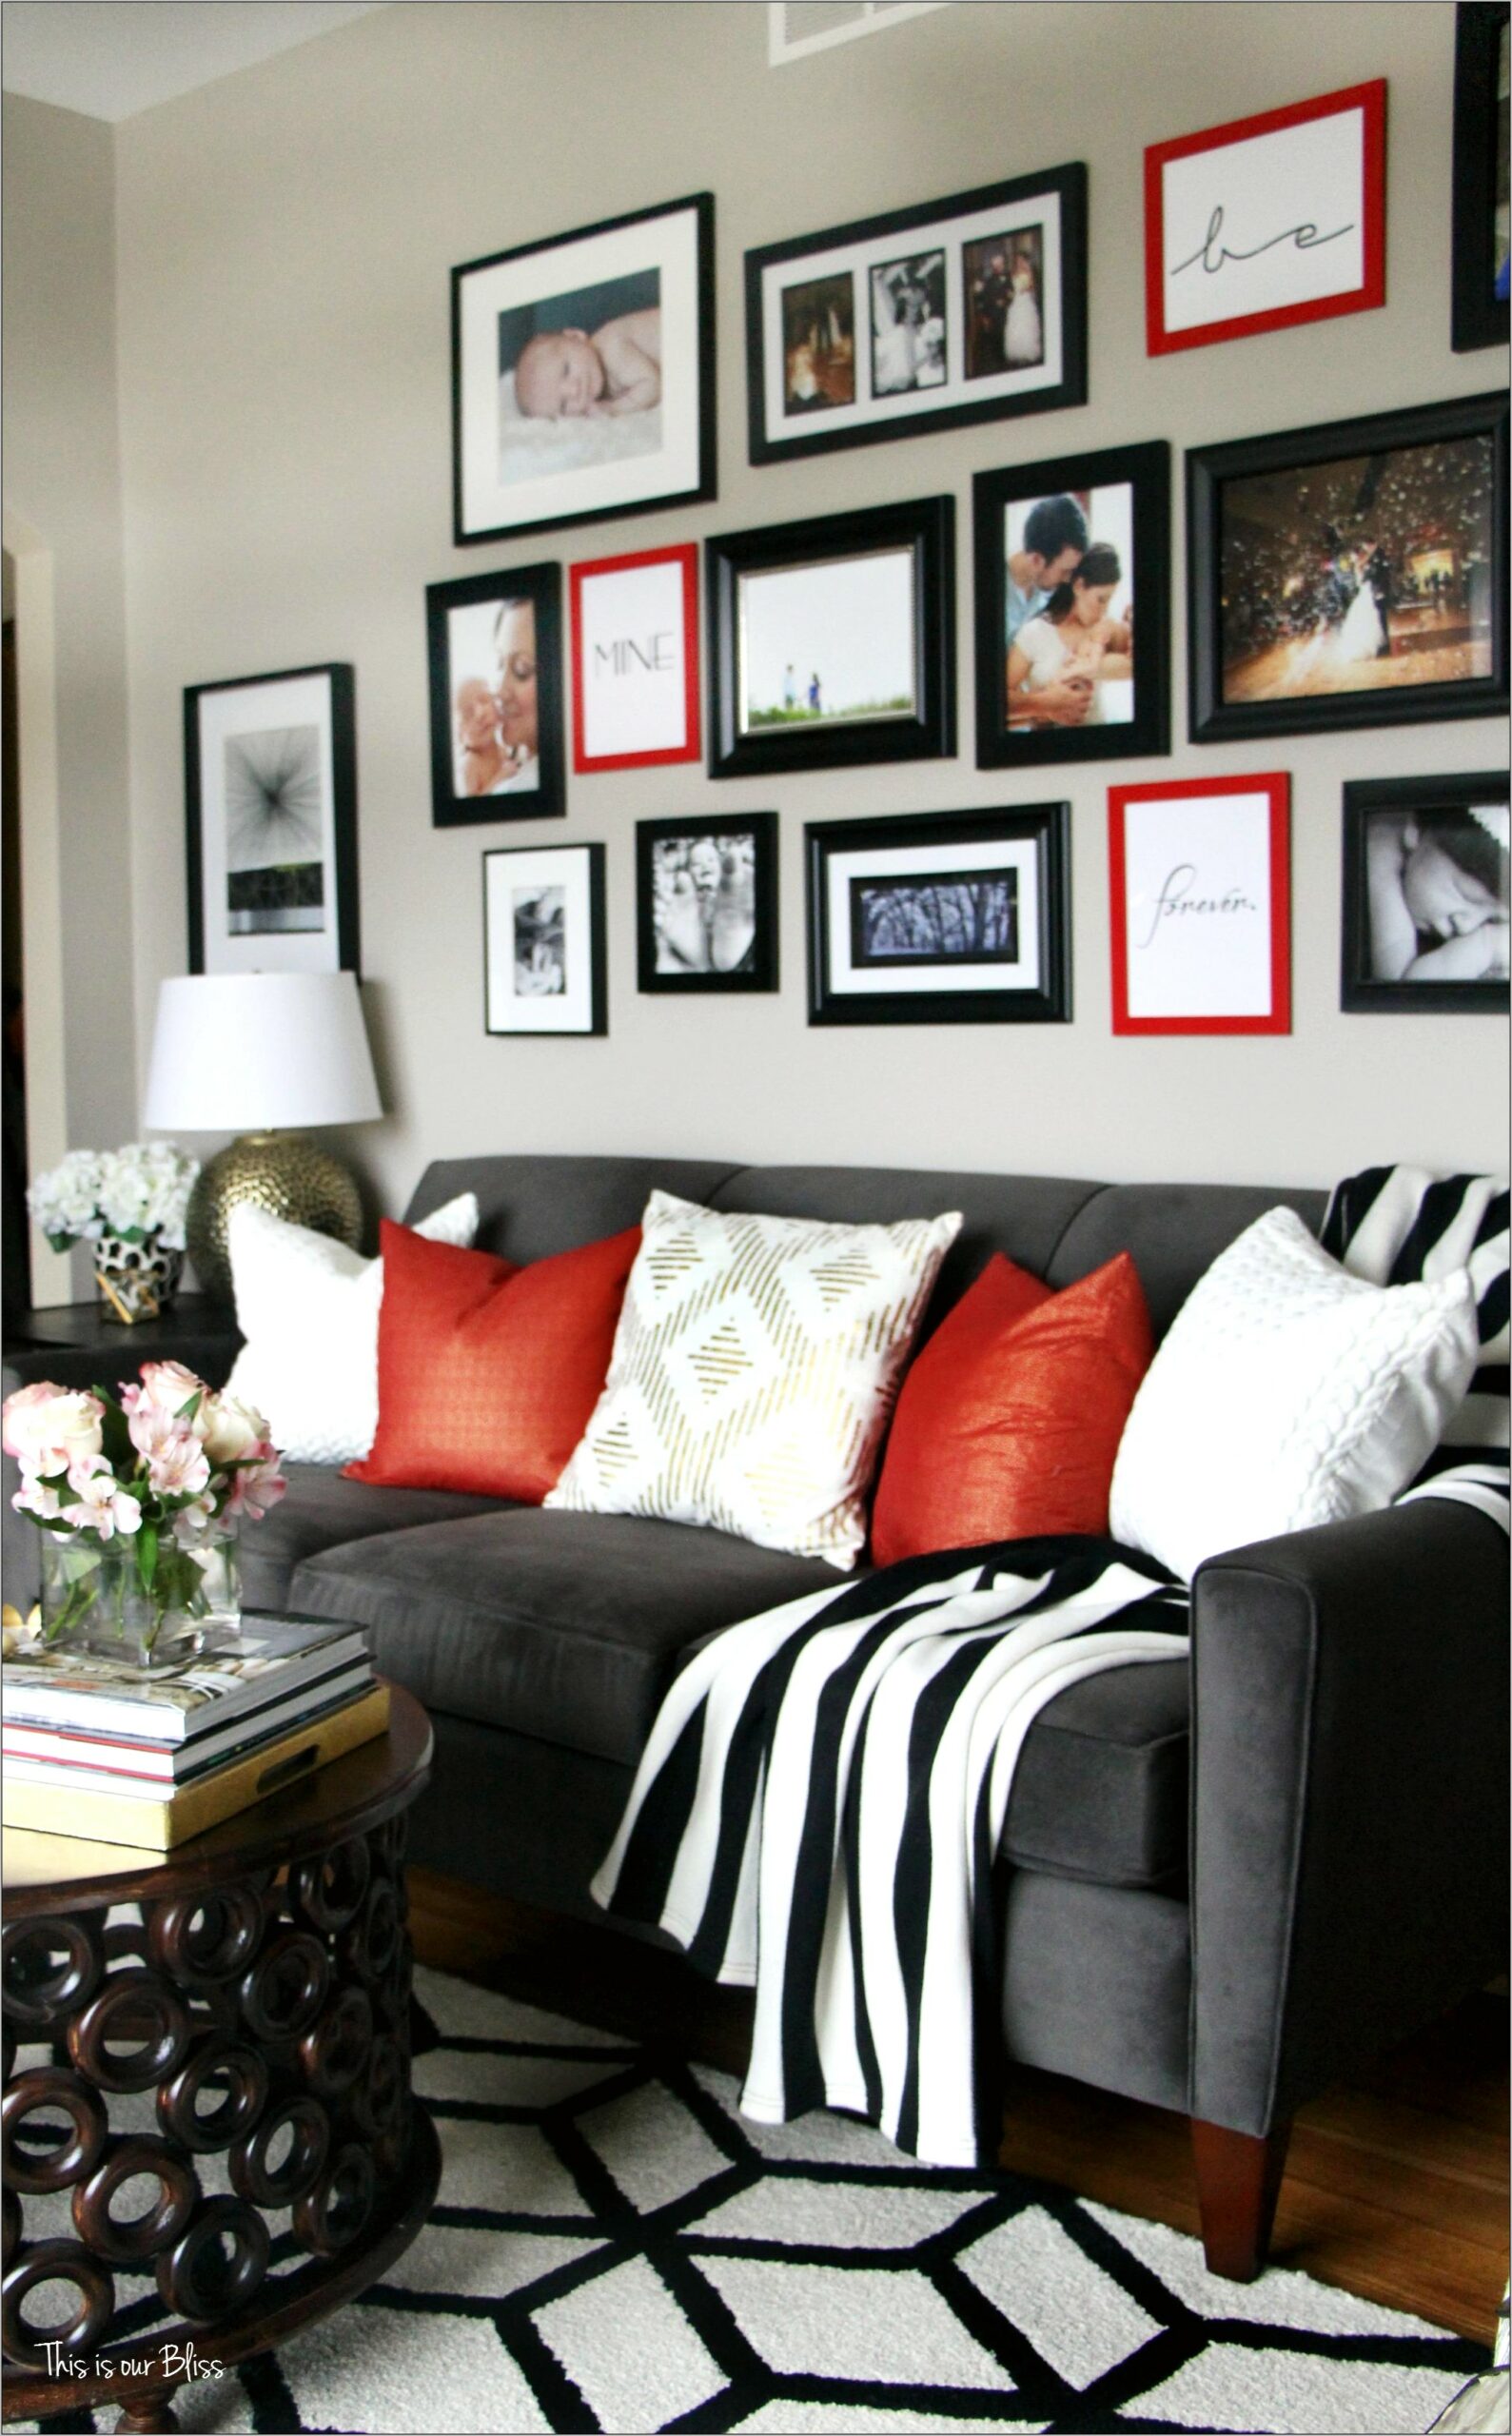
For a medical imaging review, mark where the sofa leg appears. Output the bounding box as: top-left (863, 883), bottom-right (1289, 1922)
top-left (1190, 2116), bottom-right (1290, 2282)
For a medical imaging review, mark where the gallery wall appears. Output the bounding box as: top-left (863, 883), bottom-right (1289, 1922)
top-left (100, 0), bottom-right (1510, 1212)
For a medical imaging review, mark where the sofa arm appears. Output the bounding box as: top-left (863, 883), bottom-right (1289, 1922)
top-left (1189, 1494), bottom-right (1508, 2137)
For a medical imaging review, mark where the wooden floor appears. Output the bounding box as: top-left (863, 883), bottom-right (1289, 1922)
top-left (408, 1866), bottom-right (1509, 2349)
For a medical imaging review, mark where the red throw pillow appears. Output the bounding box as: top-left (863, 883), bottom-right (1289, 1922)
top-left (870, 1251), bottom-right (1154, 1566)
top-left (345, 1219), bottom-right (639, 1502)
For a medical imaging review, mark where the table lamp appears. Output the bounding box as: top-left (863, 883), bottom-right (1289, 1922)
top-left (143, 972), bottom-right (383, 1304)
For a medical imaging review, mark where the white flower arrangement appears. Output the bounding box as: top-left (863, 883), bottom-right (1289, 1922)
top-left (28, 1142), bottom-right (200, 1254)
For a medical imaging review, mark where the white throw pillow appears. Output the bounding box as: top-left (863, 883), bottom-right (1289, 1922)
top-left (545, 1189), bottom-right (962, 1567)
top-left (1109, 1205), bottom-right (1480, 1581)
top-left (225, 1191), bottom-right (479, 1464)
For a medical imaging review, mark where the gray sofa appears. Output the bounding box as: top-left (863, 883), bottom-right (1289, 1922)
top-left (5, 1152), bottom-right (1506, 2281)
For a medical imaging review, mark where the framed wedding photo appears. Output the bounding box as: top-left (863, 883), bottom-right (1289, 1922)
top-left (1109, 773), bottom-right (1290, 1036)
top-left (1342, 773), bottom-right (1509, 1014)
top-left (483, 842), bottom-right (606, 1036)
top-left (452, 192), bottom-right (715, 547)
top-left (637, 813), bottom-right (778, 994)
top-left (973, 441), bottom-right (1169, 769)
top-left (185, 663), bottom-right (358, 977)
top-left (570, 542), bottom-right (699, 774)
top-left (745, 165), bottom-right (1087, 465)
top-left (1145, 80), bottom-right (1385, 355)
top-left (1188, 392), bottom-right (1509, 744)
top-left (425, 564), bottom-right (565, 827)
top-left (707, 496), bottom-right (954, 779)
top-left (1451, 2), bottom-right (1510, 353)
top-left (807, 805), bottom-right (1070, 1027)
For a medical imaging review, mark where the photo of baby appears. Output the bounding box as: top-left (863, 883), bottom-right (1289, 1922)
top-left (1003, 481), bottom-right (1136, 734)
top-left (513, 886), bottom-right (566, 997)
top-left (445, 598), bottom-right (541, 798)
top-left (1362, 801), bottom-right (1509, 986)
top-left (497, 268), bottom-right (663, 491)
top-left (650, 834), bottom-right (757, 976)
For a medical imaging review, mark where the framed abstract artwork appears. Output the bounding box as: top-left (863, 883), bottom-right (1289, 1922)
top-left (1451, 1), bottom-right (1510, 352)
top-left (185, 663), bottom-right (358, 977)
top-left (482, 842), bottom-right (606, 1036)
top-left (1342, 772), bottom-right (1509, 1013)
top-left (570, 542), bottom-right (700, 773)
top-left (1109, 772), bottom-right (1290, 1035)
top-left (425, 563), bottom-right (565, 826)
top-left (636, 812), bottom-right (778, 993)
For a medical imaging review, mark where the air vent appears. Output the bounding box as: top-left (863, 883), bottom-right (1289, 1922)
top-left (769, 2), bottom-right (946, 68)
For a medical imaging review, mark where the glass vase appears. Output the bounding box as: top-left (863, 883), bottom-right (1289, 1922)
top-left (36, 1526), bottom-right (241, 1670)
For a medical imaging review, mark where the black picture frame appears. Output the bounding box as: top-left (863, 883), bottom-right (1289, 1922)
top-left (972, 440), bottom-right (1170, 769)
top-left (1188, 392), bottom-right (1509, 744)
top-left (184, 662), bottom-right (359, 977)
top-left (806, 805), bottom-right (1070, 1026)
top-left (482, 842), bottom-right (607, 1036)
top-left (1341, 772), bottom-right (1509, 1013)
top-left (425, 564), bottom-right (565, 827)
top-left (636, 813), bottom-right (778, 994)
top-left (707, 495), bottom-right (955, 779)
top-left (451, 192), bottom-right (716, 548)
top-left (745, 165), bottom-right (1087, 466)
top-left (1451, 1), bottom-right (1510, 354)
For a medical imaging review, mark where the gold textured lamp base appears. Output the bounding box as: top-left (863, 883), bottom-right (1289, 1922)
top-left (187, 1131), bottom-right (363, 1305)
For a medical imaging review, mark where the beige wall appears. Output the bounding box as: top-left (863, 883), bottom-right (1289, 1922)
top-left (108, 1), bottom-right (1508, 1212)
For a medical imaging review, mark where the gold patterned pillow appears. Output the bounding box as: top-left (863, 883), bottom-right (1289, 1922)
top-left (544, 1189), bottom-right (963, 1566)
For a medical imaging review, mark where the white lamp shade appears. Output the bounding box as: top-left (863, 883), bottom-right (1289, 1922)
top-left (143, 972), bottom-right (383, 1132)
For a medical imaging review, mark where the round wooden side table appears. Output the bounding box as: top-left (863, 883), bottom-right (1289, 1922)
top-left (1, 1683), bottom-right (441, 2431)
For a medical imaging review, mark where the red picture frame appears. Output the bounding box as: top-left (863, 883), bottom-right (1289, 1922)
top-left (1145, 80), bottom-right (1386, 356)
top-left (569, 542), bottom-right (700, 774)
top-left (1109, 773), bottom-right (1290, 1036)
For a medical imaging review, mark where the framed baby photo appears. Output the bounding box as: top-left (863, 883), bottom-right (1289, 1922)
top-left (185, 662), bottom-right (359, 976)
top-left (1109, 773), bottom-right (1290, 1035)
top-left (1188, 391), bottom-right (1510, 744)
top-left (806, 805), bottom-right (1070, 1027)
top-left (452, 192), bottom-right (716, 547)
top-left (1451, 2), bottom-right (1510, 353)
top-left (1342, 773), bottom-right (1509, 1013)
top-left (1145, 80), bottom-right (1385, 356)
top-left (570, 543), bottom-right (700, 774)
top-left (482, 842), bottom-right (606, 1035)
top-left (972, 441), bottom-right (1170, 770)
top-left (637, 813), bottom-right (778, 994)
top-left (426, 564), bottom-right (565, 827)
top-left (706, 495), bottom-right (954, 779)
top-left (744, 164), bottom-right (1087, 465)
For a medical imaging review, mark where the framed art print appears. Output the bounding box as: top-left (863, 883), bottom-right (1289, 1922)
top-left (1342, 772), bottom-right (1509, 1013)
top-left (1451, 1), bottom-right (1510, 353)
top-left (707, 496), bottom-right (954, 778)
top-left (425, 563), bottom-right (565, 825)
top-left (637, 813), bottom-right (778, 993)
top-left (570, 542), bottom-right (699, 773)
top-left (807, 806), bottom-right (1069, 1026)
top-left (185, 663), bottom-right (358, 976)
top-left (483, 843), bottom-right (606, 1035)
top-left (745, 165), bottom-right (1087, 465)
top-left (1109, 773), bottom-right (1290, 1035)
top-left (1145, 80), bottom-right (1385, 354)
top-left (973, 440), bottom-right (1169, 769)
top-left (1188, 392), bottom-right (1509, 743)
top-left (452, 192), bottom-right (716, 546)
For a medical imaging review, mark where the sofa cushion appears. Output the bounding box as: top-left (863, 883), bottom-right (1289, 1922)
top-left (242, 1463), bottom-right (505, 1612)
top-left (1003, 1658), bottom-right (1188, 1889)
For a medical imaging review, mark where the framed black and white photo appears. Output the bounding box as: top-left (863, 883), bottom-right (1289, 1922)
top-left (452, 193), bottom-right (715, 547)
top-left (426, 563), bottom-right (565, 826)
top-left (636, 813), bottom-right (778, 993)
top-left (973, 441), bottom-right (1170, 769)
top-left (806, 806), bottom-right (1069, 1026)
top-left (185, 663), bottom-right (358, 976)
top-left (1342, 773), bottom-right (1509, 1013)
top-left (1188, 392), bottom-right (1509, 743)
top-left (482, 842), bottom-right (606, 1035)
top-left (707, 496), bottom-right (954, 779)
top-left (745, 167), bottom-right (1087, 465)
top-left (1451, 2), bottom-right (1510, 353)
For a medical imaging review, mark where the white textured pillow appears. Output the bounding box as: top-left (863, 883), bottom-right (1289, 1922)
top-left (545, 1189), bottom-right (962, 1566)
top-left (1109, 1205), bottom-right (1479, 1581)
top-left (225, 1191), bottom-right (479, 1464)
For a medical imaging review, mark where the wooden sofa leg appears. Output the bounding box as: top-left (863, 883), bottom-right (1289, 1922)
top-left (1190, 2116), bottom-right (1290, 2282)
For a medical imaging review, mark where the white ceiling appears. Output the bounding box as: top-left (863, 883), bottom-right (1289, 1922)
top-left (1, 1), bottom-right (388, 124)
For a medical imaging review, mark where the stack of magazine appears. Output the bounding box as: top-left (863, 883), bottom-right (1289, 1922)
top-left (2, 1618), bottom-right (385, 1851)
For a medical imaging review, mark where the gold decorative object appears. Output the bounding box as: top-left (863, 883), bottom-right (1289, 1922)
top-left (187, 1132), bottom-right (364, 1305)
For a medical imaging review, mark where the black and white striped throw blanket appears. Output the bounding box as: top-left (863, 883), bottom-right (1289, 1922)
top-left (594, 1168), bottom-right (1509, 2167)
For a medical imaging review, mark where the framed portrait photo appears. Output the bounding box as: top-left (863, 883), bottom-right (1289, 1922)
top-left (745, 165), bottom-right (1087, 465)
top-left (1188, 392), bottom-right (1509, 744)
top-left (425, 564), bottom-right (564, 826)
top-left (1451, 2), bottom-right (1510, 353)
top-left (1109, 773), bottom-right (1290, 1036)
top-left (1342, 773), bottom-right (1509, 1013)
top-left (707, 495), bottom-right (954, 779)
top-left (482, 842), bottom-right (606, 1036)
top-left (570, 542), bottom-right (699, 774)
top-left (807, 805), bottom-right (1069, 1027)
top-left (452, 192), bottom-right (715, 547)
top-left (637, 813), bottom-right (777, 994)
top-left (973, 441), bottom-right (1169, 769)
top-left (185, 663), bottom-right (358, 977)
top-left (1145, 79), bottom-right (1385, 355)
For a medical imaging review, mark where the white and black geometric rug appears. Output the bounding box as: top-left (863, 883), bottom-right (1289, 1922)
top-left (14, 1965), bottom-right (1490, 2435)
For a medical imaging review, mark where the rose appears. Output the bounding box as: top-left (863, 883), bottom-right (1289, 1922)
top-left (120, 1361), bottom-right (207, 1431)
top-left (2, 1384), bottom-right (106, 1478)
top-left (200, 1393), bottom-right (270, 1467)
